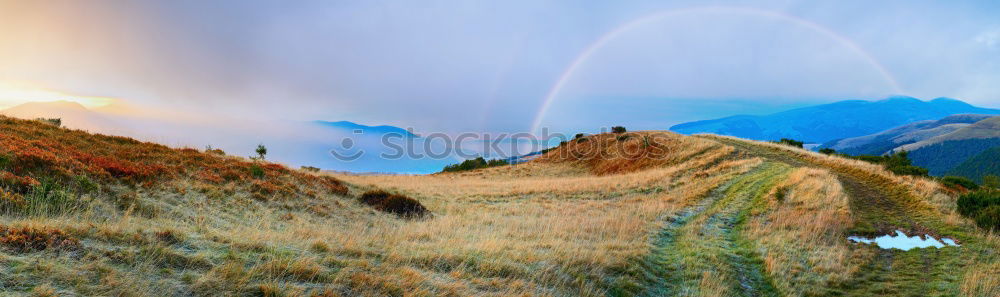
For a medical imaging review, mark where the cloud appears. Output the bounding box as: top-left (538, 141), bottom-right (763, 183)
top-left (976, 28), bottom-right (1000, 50)
top-left (2, 0), bottom-right (999, 136)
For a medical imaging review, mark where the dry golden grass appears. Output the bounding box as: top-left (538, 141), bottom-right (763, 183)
top-left (744, 168), bottom-right (858, 296)
top-left (0, 129), bottom-right (762, 296)
top-left (536, 131), bottom-right (730, 175)
top-left (701, 135), bottom-right (968, 227)
top-left (2, 127), bottom-right (991, 296)
top-left (960, 231), bottom-right (1000, 297)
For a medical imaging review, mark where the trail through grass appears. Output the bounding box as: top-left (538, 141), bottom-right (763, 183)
top-left (702, 135), bottom-right (998, 297)
top-left (636, 162), bottom-right (790, 297)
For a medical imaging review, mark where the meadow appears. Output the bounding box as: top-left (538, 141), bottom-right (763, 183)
top-left (0, 116), bottom-right (996, 296)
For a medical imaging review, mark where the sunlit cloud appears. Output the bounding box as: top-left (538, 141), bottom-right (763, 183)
top-left (0, 80), bottom-right (116, 109)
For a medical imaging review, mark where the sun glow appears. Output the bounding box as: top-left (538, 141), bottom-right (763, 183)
top-left (0, 81), bottom-right (116, 109)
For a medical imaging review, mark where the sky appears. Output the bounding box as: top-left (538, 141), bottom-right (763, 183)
top-left (2, 0), bottom-right (1000, 136)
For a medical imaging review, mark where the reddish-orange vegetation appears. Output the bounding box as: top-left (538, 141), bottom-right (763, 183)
top-left (0, 225), bottom-right (79, 253)
top-left (537, 131), bottom-right (728, 175)
top-left (0, 115), bottom-right (347, 198)
top-left (0, 171), bottom-right (40, 193)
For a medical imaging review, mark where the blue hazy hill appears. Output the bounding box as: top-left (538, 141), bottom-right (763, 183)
top-left (314, 120), bottom-right (417, 137)
top-left (670, 96), bottom-right (1000, 143)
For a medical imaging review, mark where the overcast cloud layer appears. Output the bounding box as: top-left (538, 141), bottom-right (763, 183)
top-left (2, 0), bottom-right (999, 135)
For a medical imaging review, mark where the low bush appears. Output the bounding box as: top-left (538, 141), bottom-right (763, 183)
top-left (974, 205), bottom-right (1000, 231)
top-left (889, 165), bottom-right (929, 177)
top-left (250, 164), bottom-right (266, 179)
top-left (0, 225), bottom-right (79, 253)
top-left (983, 175), bottom-right (1000, 189)
top-left (818, 148), bottom-right (836, 155)
top-left (942, 176), bottom-right (979, 191)
top-left (957, 190), bottom-right (1000, 230)
top-left (35, 118), bottom-right (61, 127)
top-left (359, 190), bottom-right (429, 217)
top-left (611, 126), bottom-right (627, 133)
top-left (441, 157), bottom-right (509, 173)
top-left (773, 138), bottom-right (804, 148)
top-left (851, 151), bottom-right (929, 177)
top-left (957, 190), bottom-right (1000, 217)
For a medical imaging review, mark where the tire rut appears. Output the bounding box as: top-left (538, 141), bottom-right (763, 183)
top-left (640, 162), bottom-right (785, 297)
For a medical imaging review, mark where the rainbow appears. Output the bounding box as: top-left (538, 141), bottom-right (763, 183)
top-left (530, 6), bottom-right (903, 135)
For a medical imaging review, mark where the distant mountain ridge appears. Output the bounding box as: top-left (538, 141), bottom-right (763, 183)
top-left (670, 96), bottom-right (1000, 143)
top-left (820, 114), bottom-right (995, 156)
top-left (314, 120), bottom-right (417, 137)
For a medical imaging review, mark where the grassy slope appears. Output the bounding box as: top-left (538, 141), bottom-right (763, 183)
top-left (0, 120), bottom-right (996, 296)
top-left (947, 146), bottom-right (1000, 182)
top-left (702, 135), bottom-right (999, 296)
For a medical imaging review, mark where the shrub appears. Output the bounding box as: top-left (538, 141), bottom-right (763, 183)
top-left (0, 225), bottom-right (79, 253)
top-left (974, 205), bottom-right (1000, 231)
top-left (0, 153), bottom-right (10, 170)
top-left (942, 176), bottom-right (979, 191)
top-left (574, 133), bottom-right (586, 139)
top-left (851, 151), bottom-right (929, 177)
top-left (0, 171), bottom-right (40, 194)
top-left (773, 138), bottom-right (804, 148)
top-left (301, 166), bottom-right (321, 173)
top-left (358, 190), bottom-right (429, 217)
top-left (35, 118), bottom-right (61, 127)
top-left (818, 148), bottom-right (836, 155)
top-left (611, 126), bottom-right (627, 133)
top-left (889, 165), bottom-right (929, 177)
top-left (957, 190), bottom-right (1000, 217)
top-left (441, 157), bottom-right (509, 173)
top-left (250, 164), bottom-right (266, 179)
top-left (983, 175), bottom-right (1000, 189)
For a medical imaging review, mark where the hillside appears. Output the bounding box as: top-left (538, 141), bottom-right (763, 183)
top-left (0, 118), bottom-right (997, 296)
top-left (670, 96), bottom-right (1000, 143)
top-left (897, 116), bottom-right (1000, 152)
top-left (0, 100), bottom-right (121, 133)
top-left (947, 147), bottom-right (1000, 183)
top-left (820, 114), bottom-right (994, 155)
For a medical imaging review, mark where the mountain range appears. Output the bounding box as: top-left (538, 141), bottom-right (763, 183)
top-left (314, 120), bottom-right (417, 137)
top-left (816, 113), bottom-right (1000, 180)
top-left (670, 96), bottom-right (1000, 143)
top-left (820, 114), bottom-right (996, 156)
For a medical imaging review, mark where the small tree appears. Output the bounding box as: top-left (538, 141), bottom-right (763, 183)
top-left (819, 148), bottom-right (836, 155)
top-left (574, 133), bottom-right (585, 139)
top-left (255, 144), bottom-right (268, 160)
top-left (611, 126), bottom-right (627, 133)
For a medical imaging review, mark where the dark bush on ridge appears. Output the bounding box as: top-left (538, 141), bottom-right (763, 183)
top-left (851, 151), bottom-right (929, 177)
top-left (942, 176), bottom-right (979, 191)
top-left (575, 133), bottom-right (586, 139)
top-left (359, 190), bottom-right (429, 217)
top-left (611, 126), bottom-right (627, 133)
top-left (956, 190), bottom-right (1000, 230)
top-left (441, 157), bottom-right (509, 173)
top-left (819, 148), bottom-right (836, 155)
top-left (773, 138), bottom-right (804, 148)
